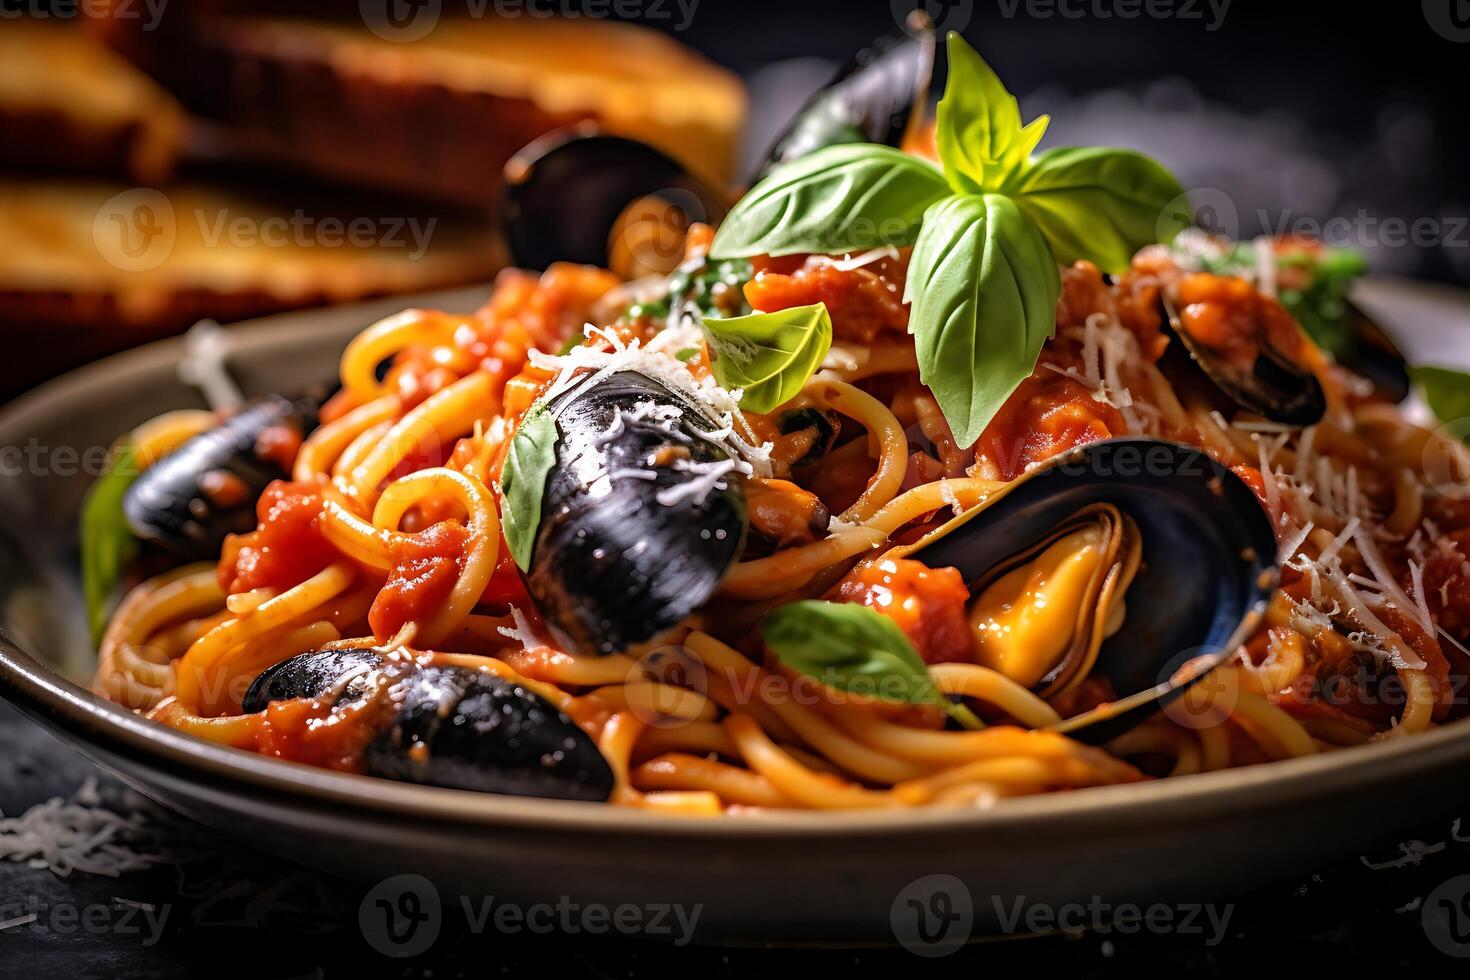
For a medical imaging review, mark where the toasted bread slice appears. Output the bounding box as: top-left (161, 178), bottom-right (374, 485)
top-left (0, 21), bottom-right (185, 183)
top-left (102, 13), bottom-right (745, 206)
top-left (0, 179), bottom-right (502, 393)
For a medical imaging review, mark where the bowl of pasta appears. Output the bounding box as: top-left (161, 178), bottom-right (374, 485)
top-left (3, 26), bottom-right (1470, 946)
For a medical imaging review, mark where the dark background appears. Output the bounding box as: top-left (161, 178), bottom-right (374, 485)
top-left (661, 0), bottom-right (1470, 284)
top-left (3, 2), bottom-right (1470, 976)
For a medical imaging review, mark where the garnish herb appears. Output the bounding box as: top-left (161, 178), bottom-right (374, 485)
top-left (1412, 366), bottom-right (1470, 440)
top-left (498, 403), bottom-right (561, 570)
top-left (709, 32), bottom-right (1187, 447)
top-left (81, 443), bottom-right (140, 644)
top-left (762, 600), bottom-right (984, 730)
top-left (701, 303), bottom-right (833, 414)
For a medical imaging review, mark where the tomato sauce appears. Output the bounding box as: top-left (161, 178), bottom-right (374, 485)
top-left (834, 558), bottom-right (974, 664)
top-left (218, 480), bottom-right (337, 594)
top-left (1175, 272), bottom-right (1303, 371)
top-left (254, 693), bottom-right (388, 772)
top-left (744, 253), bottom-right (910, 343)
top-left (973, 373), bottom-right (1128, 481)
top-left (368, 520), bottom-right (470, 640)
top-left (1419, 528), bottom-right (1470, 642)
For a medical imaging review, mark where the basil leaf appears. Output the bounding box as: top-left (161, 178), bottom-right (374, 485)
top-left (81, 443), bottom-right (141, 645)
top-left (935, 32), bottom-right (1048, 194)
top-left (702, 303), bottom-right (833, 414)
top-left (905, 193), bottom-right (1060, 448)
top-left (498, 404), bottom-right (560, 571)
top-left (762, 600), bottom-right (982, 728)
top-left (708, 143), bottom-right (951, 260)
top-left (1412, 366), bottom-right (1470, 437)
top-left (1008, 146), bottom-right (1189, 274)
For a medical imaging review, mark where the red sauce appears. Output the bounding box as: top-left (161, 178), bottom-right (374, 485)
top-left (1418, 528), bottom-right (1470, 642)
top-left (744, 253), bottom-right (910, 344)
top-left (974, 373), bottom-right (1128, 481)
top-left (368, 520), bottom-right (470, 640)
top-left (480, 543), bottom-right (532, 607)
top-left (218, 480), bottom-right (337, 594)
top-left (254, 694), bottom-right (387, 772)
top-left (254, 423), bottom-right (304, 472)
top-left (1175, 272), bottom-right (1303, 371)
top-left (834, 557), bottom-right (974, 664)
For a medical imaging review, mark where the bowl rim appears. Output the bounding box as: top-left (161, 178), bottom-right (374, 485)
top-left (3, 286), bottom-right (1469, 842)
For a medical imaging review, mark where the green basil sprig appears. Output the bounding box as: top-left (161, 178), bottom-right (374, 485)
top-left (709, 32), bottom-right (1188, 447)
top-left (905, 194), bottom-right (1059, 447)
top-left (710, 144), bottom-right (951, 260)
top-left (762, 600), bottom-right (984, 730)
top-left (701, 303), bottom-right (833, 413)
top-left (1412, 366), bottom-right (1470, 438)
top-left (498, 403), bottom-right (560, 571)
top-left (80, 443), bottom-right (141, 644)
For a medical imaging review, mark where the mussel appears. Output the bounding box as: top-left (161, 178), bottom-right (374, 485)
top-left (243, 648), bottom-right (615, 802)
top-left (1340, 300), bottom-right (1411, 403)
top-left (1161, 293), bottom-right (1327, 426)
top-left (901, 437), bottom-right (1280, 745)
top-left (123, 394), bottom-right (320, 560)
top-left (523, 371), bottom-right (749, 656)
top-left (499, 127), bottom-right (728, 275)
top-left (751, 12), bottom-right (935, 182)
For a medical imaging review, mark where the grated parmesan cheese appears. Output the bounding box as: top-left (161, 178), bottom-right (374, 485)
top-left (0, 778), bottom-right (180, 878)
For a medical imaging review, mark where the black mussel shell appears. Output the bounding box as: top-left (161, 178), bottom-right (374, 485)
top-left (1162, 297), bottom-right (1326, 426)
top-left (752, 14), bottom-right (935, 182)
top-left (241, 646), bottom-right (380, 713)
top-left (367, 666), bottom-right (613, 802)
top-left (778, 407), bottom-right (841, 466)
top-left (123, 394), bottom-right (320, 559)
top-left (907, 438), bottom-right (1279, 745)
top-left (524, 371), bottom-right (749, 655)
top-left (1341, 300), bottom-right (1411, 403)
top-left (500, 128), bottom-right (727, 272)
top-left (243, 649), bottom-right (614, 802)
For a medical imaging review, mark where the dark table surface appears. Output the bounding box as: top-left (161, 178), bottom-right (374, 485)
top-left (2, 701), bottom-right (1470, 978)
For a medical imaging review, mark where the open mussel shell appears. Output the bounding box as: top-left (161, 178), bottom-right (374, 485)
top-left (903, 438), bottom-right (1279, 745)
top-left (1341, 299), bottom-right (1411, 403)
top-left (524, 371), bottom-right (748, 656)
top-left (122, 393), bottom-right (320, 560)
top-left (1162, 295), bottom-right (1326, 426)
top-left (243, 649), bottom-right (615, 802)
top-left (752, 13), bottom-right (935, 182)
top-left (500, 127), bottom-right (728, 274)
